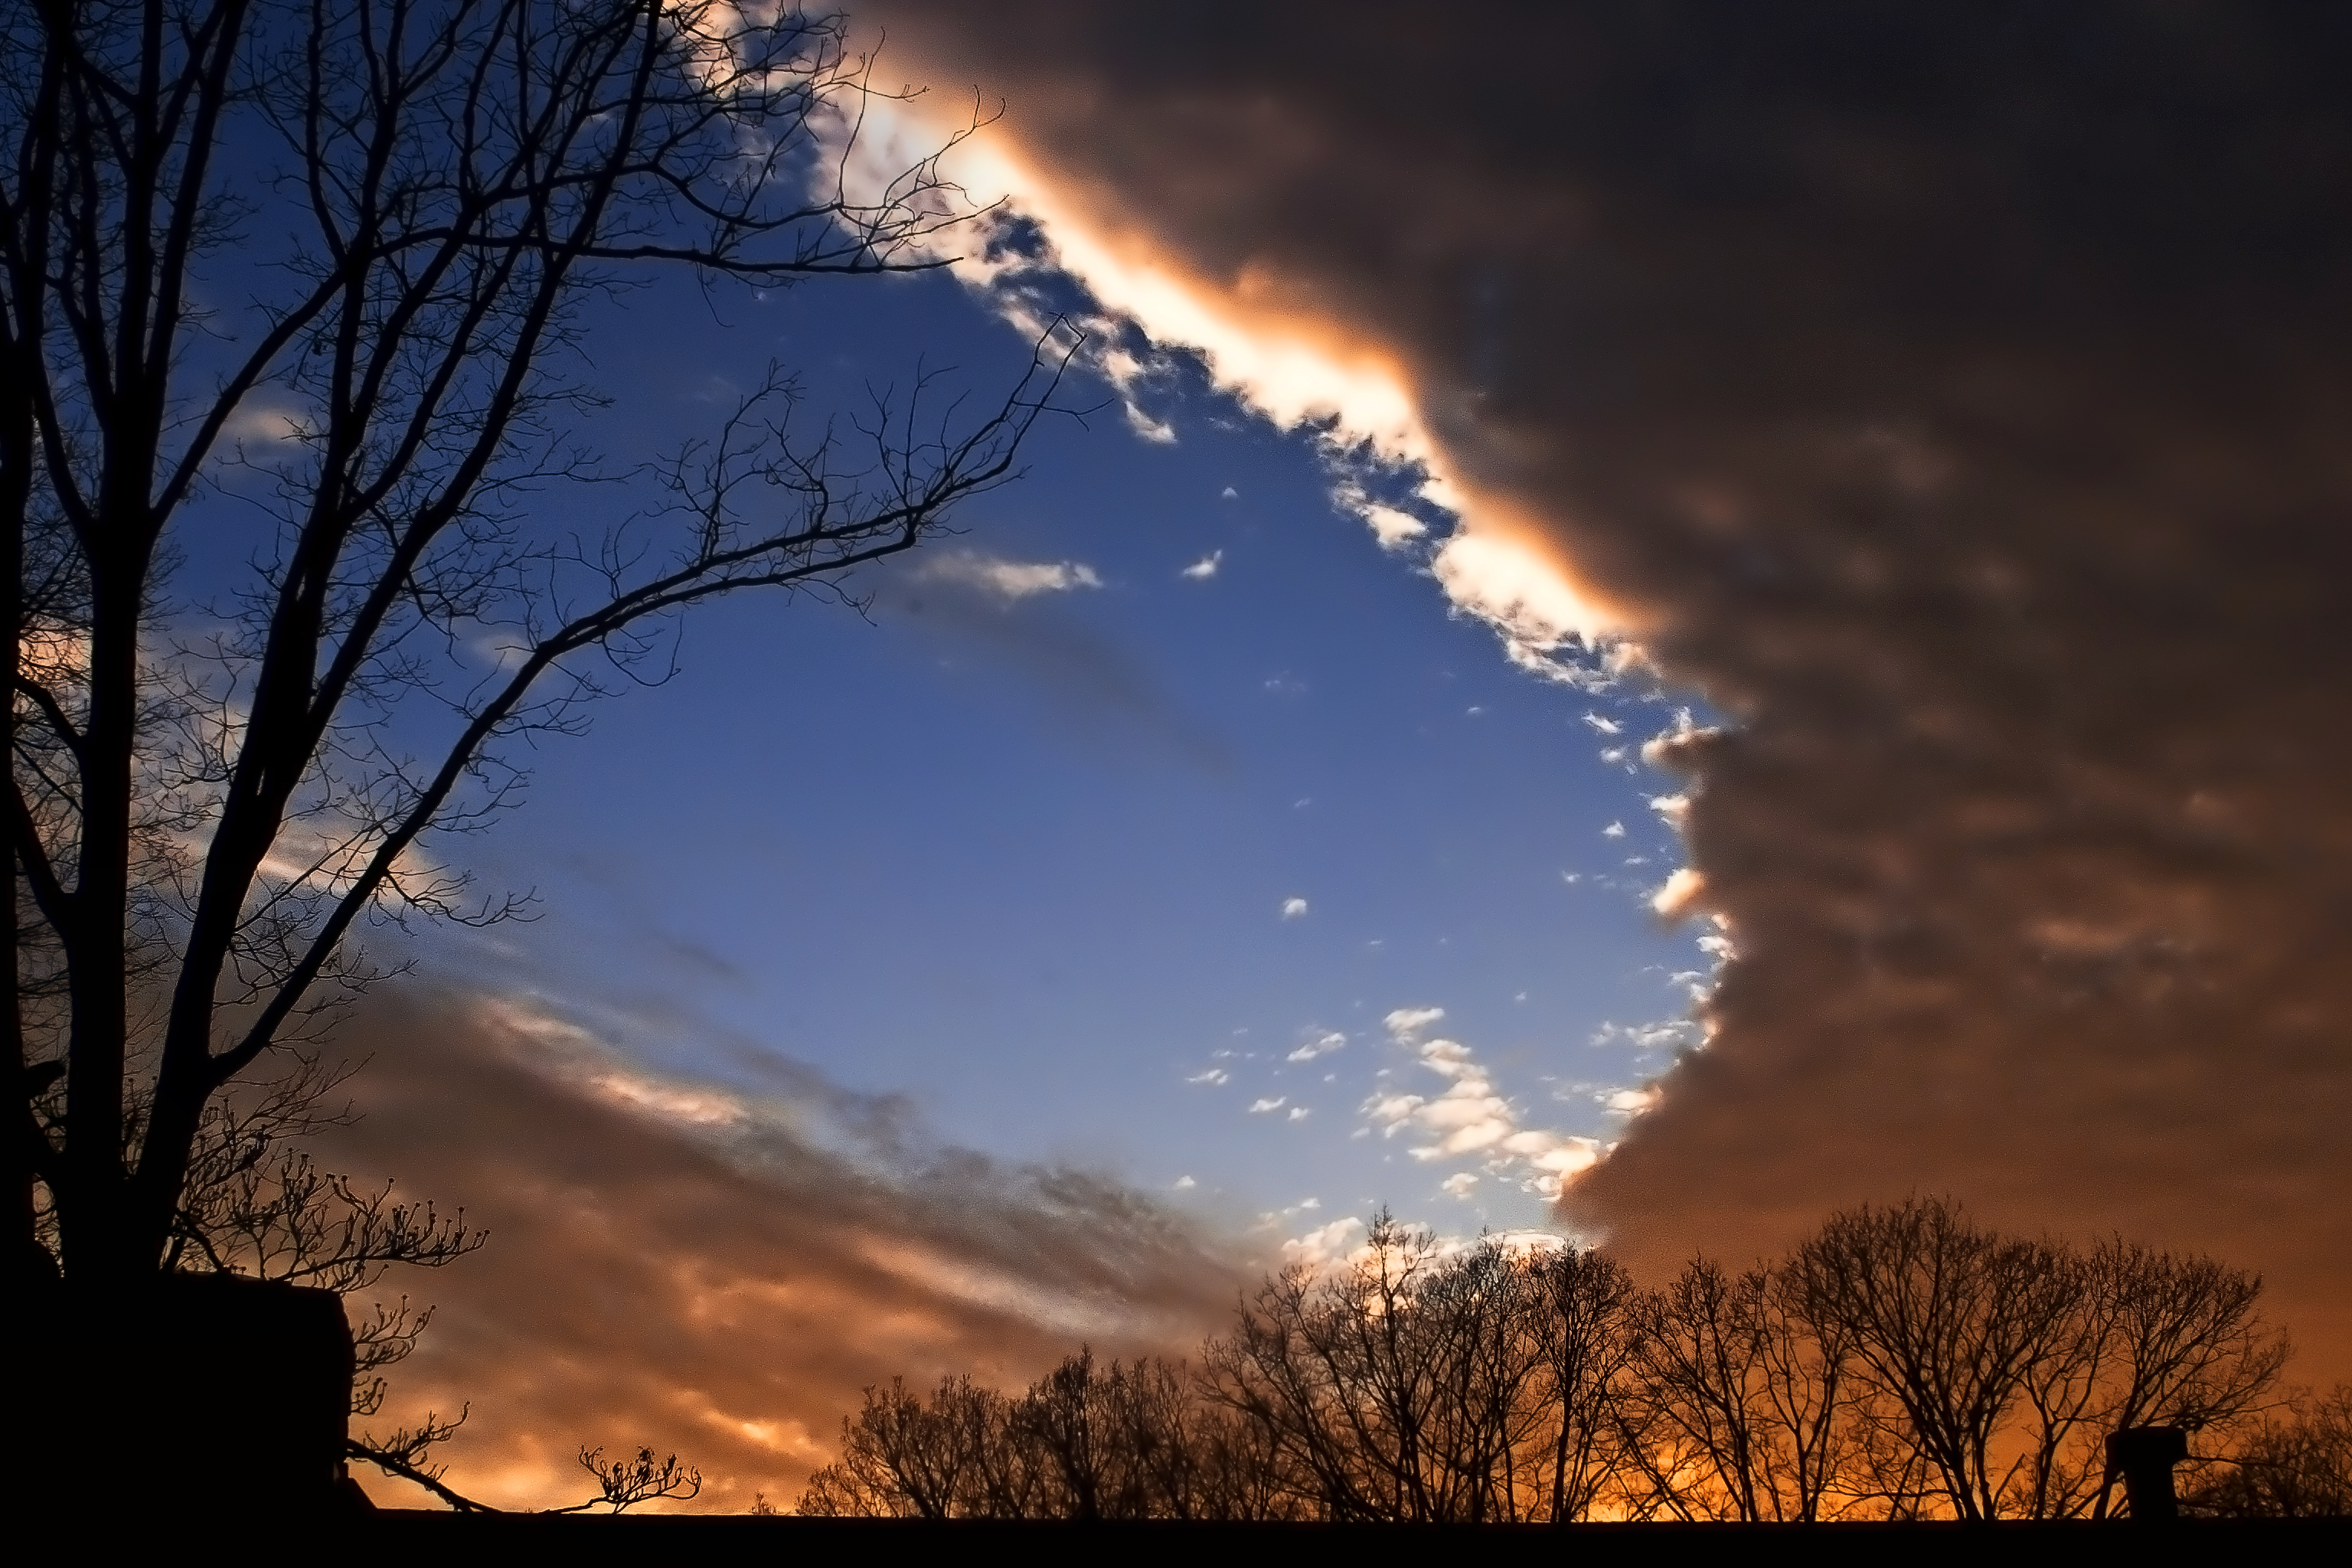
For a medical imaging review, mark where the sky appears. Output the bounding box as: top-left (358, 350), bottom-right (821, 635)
top-left (208, 1), bottom-right (2352, 1509)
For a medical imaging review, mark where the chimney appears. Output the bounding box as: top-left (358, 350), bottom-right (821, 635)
top-left (2105, 1425), bottom-right (2190, 1521)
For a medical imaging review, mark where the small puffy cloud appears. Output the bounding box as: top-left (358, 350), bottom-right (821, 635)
top-left (1361, 1014), bottom-right (1602, 1198)
top-left (1383, 1007), bottom-right (1446, 1044)
top-left (1331, 477), bottom-right (1429, 550)
top-left (1249, 1096), bottom-right (1288, 1114)
top-left (1651, 867), bottom-right (1707, 919)
top-left (1123, 400), bottom-right (1177, 443)
top-left (1364, 505), bottom-right (1429, 549)
top-left (1280, 897), bottom-right (1310, 920)
top-left (1287, 1106), bottom-right (1312, 1121)
top-left (1441, 1172), bottom-right (1480, 1199)
top-left (1172, 1174), bottom-right (1197, 1190)
top-left (1602, 821), bottom-right (1627, 839)
top-left (1282, 1217), bottom-right (1367, 1269)
top-left (1219, 485), bottom-right (1238, 500)
top-left (1181, 550), bottom-right (1223, 580)
top-left (1648, 794), bottom-right (1690, 828)
top-left (1289, 1030), bottom-right (1346, 1063)
top-left (1583, 711), bottom-right (1623, 735)
top-left (917, 550), bottom-right (1104, 603)
top-left (1186, 1067), bottom-right (1230, 1086)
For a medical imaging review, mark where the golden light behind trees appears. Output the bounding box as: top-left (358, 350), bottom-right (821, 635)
top-left (801, 1198), bottom-right (2318, 1522)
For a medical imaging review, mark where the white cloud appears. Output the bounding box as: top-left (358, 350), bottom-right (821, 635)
top-left (1249, 1096), bottom-right (1288, 1114)
top-left (1288, 1106), bottom-right (1312, 1122)
top-left (916, 550), bottom-right (1104, 602)
top-left (1363, 505), bottom-right (1429, 549)
top-left (1648, 793), bottom-right (1690, 828)
top-left (1187, 1067), bottom-right (1230, 1086)
top-left (1220, 485), bottom-right (1238, 500)
top-left (1651, 867), bottom-right (1706, 919)
top-left (1181, 550), bottom-right (1223, 580)
top-left (1122, 400), bottom-right (1177, 443)
top-left (1441, 1171), bottom-right (1479, 1199)
top-left (1280, 897), bottom-right (1309, 920)
top-left (1172, 1174), bottom-right (1197, 1190)
top-left (1330, 479), bottom-right (1429, 550)
top-left (1282, 1217), bottom-right (1367, 1269)
top-left (1590, 1016), bottom-right (1706, 1054)
top-left (1383, 1006), bottom-right (1446, 1040)
top-left (1583, 712), bottom-right (1623, 735)
top-left (1288, 1029), bottom-right (1346, 1063)
top-left (1359, 1013), bottom-right (1602, 1199)
top-left (1602, 820), bottom-right (1627, 839)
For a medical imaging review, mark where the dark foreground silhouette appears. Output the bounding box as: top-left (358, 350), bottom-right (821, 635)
top-left (63, 1513), bottom-right (2352, 1565)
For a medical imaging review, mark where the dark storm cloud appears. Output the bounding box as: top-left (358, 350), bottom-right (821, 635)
top-left (314, 986), bottom-right (1243, 1509)
top-left (853, 2), bottom-right (2352, 1375)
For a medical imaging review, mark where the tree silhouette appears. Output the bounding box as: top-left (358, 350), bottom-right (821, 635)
top-left (801, 1199), bottom-right (2304, 1523)
top-left (8, 0), bottom-right (1067, 1300)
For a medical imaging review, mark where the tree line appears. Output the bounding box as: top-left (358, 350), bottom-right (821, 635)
top-left (799, 1198), bottom-right (2347, 1521)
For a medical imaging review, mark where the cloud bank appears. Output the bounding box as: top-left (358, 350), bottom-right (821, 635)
top-left (852, 1), bottom-right (2352, 1378)
top-left (312, 988), bottom-right (1243, 1510)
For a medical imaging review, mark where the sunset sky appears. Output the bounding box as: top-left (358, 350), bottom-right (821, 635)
top-left (287, 3), bottom-right (2352, 1508)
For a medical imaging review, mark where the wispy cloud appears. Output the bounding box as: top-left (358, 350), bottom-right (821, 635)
top-left (314, 985), bottom-right (1241, 1512)
top-left (916, 549), bottom-right (1103, 603)
top-left (1288, 1029), bottom-right (1345, 1062)
top-left (1180, 550), bottom-right (1223, 580)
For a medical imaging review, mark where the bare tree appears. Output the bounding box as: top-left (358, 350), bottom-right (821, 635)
top-left (1526, 1240), bottom-right (1638, 1522)
top-left (1779, 1197), bottom-right (2291, 1521)
top-left (1622, 1256), bottom-right (1860, 1521)
top-left (1200, 1217), bottom-right (1636, 1523)
top-left (2006, 1237), bottom-right (2290, 1518)
top-left (794, 1202), bottom-right (2305, 1525)
top-left (2185, 1384), bottom-right (2352, 1518)
top-left (6, 0), bottom-right (1070, 1325)
top-left (559, 1445), bottom-right (701, 1514)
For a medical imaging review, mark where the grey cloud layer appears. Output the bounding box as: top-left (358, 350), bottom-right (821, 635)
top-left (315, 988), bottom-right (1243, 1509)
top-left (856, 2), bottom-right (2352, 1376)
